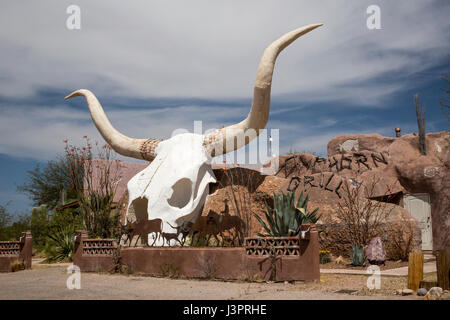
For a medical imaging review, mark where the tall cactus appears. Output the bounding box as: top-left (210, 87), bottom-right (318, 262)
top-left (414, 94), bottom-right (427, 155)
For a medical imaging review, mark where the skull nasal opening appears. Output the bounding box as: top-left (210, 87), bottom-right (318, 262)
top-left (167, 178), bottom-right (192, 209)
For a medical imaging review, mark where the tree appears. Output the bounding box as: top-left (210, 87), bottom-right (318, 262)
top-left (41, 208), bottom-right (84, 262)
top-left (0, 203), bottom-right (31, 241)
top-left (64, 137), bottom-right (122, 238)
top-left (0, 203), bottom-right (13, 239)
top-left (17, 156), bottom-right (79, 210)
top-left (19, 136), bottom-right (123, 239)
top-left (30, 205), bottom-right (50, 249)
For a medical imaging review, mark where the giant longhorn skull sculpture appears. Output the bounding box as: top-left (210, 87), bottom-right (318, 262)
top-left (65, 24), bottom-right (322, 246)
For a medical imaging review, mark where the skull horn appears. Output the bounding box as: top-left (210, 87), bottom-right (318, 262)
top-left (65, 89), bottom-right (161, 161)
top-left (203, 24), bottom-right (323, 156)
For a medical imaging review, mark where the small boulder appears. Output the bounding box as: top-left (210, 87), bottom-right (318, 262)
top-left (417, 288), bottom-right (428, 296)
top-left (401, 289), bottom-right (414, 296)
top-left (334, 256), bottom-right (345, 264)
top-left (365, 237), bottom-right (386, 265)
top-left (424, 287), bottom-right (443, 300)
top-left (441, 292), bottom-right (450, 300)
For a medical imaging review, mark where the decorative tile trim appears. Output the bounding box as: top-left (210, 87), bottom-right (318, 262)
top-left (82, 239), bottom-right (116, 256)
top-left (244, 237), bottom-right (300, 256)
top-left (0, 242), bottom-right (21, 256)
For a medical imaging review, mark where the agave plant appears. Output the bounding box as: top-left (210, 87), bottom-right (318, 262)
top-left (253, 190), bottom-right (320, 237)
top-left (350, 245), bottom-right (365, 266)
top-left (43, 225), bottom-right (76, 263)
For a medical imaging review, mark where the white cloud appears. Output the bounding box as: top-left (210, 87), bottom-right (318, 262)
top-left (0, 101), bottom-right (249, 160)
top-left (0, 0), bottom-right (449, 161)
top-left (0, 1), bottom-right (448, 102)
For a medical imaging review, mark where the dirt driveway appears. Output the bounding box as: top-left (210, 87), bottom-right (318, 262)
top-left (0, 265), bottom-right (421, 300)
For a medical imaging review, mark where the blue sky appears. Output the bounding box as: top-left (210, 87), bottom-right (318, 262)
top-left (0, 0), bottom-right (449, 215)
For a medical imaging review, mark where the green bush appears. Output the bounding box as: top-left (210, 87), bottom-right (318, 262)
top-left (41, 208), bottom-right (83, 262)
top-left (319, 250), bottom-right (332, 264)
top-left (0, 204), bottom-right (30, 241)
top-left (31, 205), bottom-right (49, 249)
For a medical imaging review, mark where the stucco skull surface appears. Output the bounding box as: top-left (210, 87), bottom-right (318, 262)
top-left (127, 133), bottom-right (216, 245)
top-left (65, 23), bottom-right (322, 245)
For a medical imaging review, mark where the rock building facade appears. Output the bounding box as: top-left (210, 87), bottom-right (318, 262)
top-left (117, 131), bottom-right (449, 256)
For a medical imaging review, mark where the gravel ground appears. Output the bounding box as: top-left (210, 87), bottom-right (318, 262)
top-left (0, 265), bottom-right (423, 300)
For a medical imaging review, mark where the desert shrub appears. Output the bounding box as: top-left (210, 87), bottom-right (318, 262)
top-left (238, 271), bottom-right (263, 283)
top-left (184, 233), bottom-right (220, 247)
top-left (109, 248), bottom-right (130, 274)
top-left (196, 256), bottom-right (219, 279)
top-left (319, 250), bottom-right (332, 264)
top-left (159, 263), bottom-right (180, 278)
top-left (10, 260), bottom-right (26, 272)
top-left (64, 137), bottom-right (122, 239)
top-left (384, 217), bottom-right (417, 261)
top-left (30, 205), bottom-right (49, 249)
top-left (38, 208), bottom-right (83, 262)
top-left (335, 175), bottom-right (395, 248)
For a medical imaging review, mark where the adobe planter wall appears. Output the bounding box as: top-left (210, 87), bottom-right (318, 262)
top-left (73, 230), bottom-right (117, 272)
top-left (74, 225), bottom-right (320, 281)
top-left (0, 232), bottom-right (32, 272)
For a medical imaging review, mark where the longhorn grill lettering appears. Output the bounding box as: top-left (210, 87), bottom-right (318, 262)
top-left (65, 24), bottom-right (323, 246)
top-left (280, 151), bottom-right (389, 177)
top-left (287, 173), bottom-right (343, 198)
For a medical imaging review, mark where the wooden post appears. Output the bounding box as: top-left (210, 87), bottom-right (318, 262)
top-left (436, 248), bottom-right (450, 290)
top-left (408, 252), bottom-right (424, 291)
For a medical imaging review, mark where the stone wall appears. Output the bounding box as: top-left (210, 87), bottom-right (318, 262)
top-left (75, 226), bottom-right (320, 281)
top-left (0, 232), bottom-right (32, 272)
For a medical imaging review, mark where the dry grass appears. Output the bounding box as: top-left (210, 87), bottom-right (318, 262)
top-left (237, 270), bottom-right (264, 283)
top-left (9, 260), bottom-right (26, 272)
top-left (422, 272), bottom-right (437, 282)
top-left (289, 273), bottom-right (408, 296)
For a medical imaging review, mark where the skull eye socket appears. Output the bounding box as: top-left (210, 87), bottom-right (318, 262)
top-left (167, 178), bottom-right (192, 209)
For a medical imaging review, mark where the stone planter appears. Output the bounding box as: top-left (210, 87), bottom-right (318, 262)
top-left (0, 232), bottom-right (32, 272)
top-left (73, 230), bottom-right (117, 272)
top-left (244, 236), bottom-right (303, 256)
top-left (244, 224), bottom-right (313, 256)
top-left (73, 225), bottom-right (320, 281)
